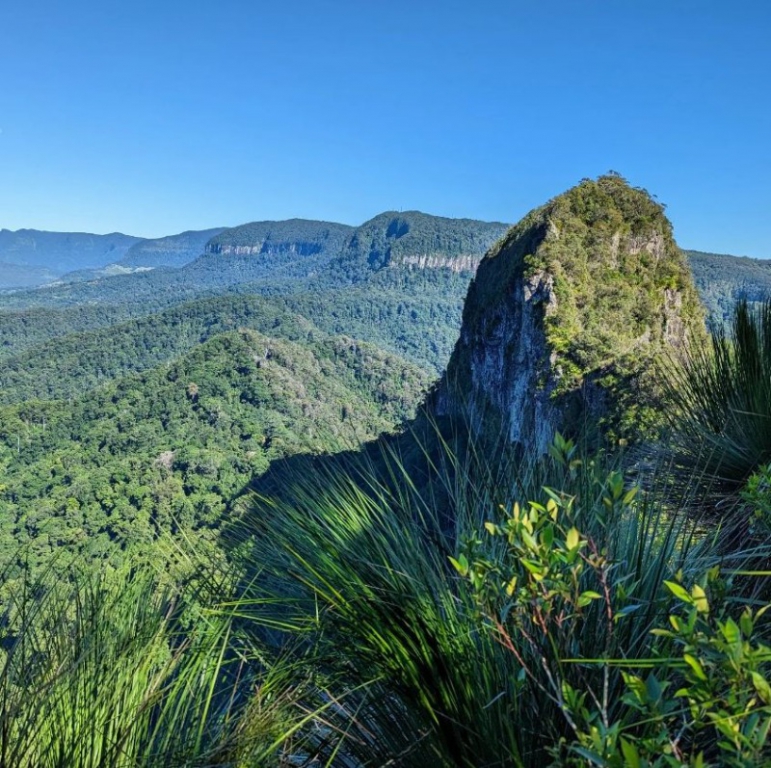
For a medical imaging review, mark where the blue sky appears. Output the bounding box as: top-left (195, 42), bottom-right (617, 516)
top-left (1, 1), bottom-right (769, 256)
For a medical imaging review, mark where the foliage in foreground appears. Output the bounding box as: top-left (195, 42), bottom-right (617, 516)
top-left (0, 560), bottom-right (304, 767)
top-left (4, 429), bottom-right (771, 766)
top-left (662, 298), bottom-right (771, 496)
top-left (456, 438), bottom-right (771, 765)
top-left (225, 427), bottom-right (771, 766)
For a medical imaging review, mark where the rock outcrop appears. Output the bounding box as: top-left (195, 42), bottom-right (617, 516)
top-left (435, 174), bottom-right (706, 452)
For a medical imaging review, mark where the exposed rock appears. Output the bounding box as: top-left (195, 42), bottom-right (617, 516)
top-left (398, 253), bottom-right (482, 273)
top-left (435, 174), bottom-right (706, 452)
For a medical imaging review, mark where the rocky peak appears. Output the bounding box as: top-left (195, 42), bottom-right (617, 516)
top-left (434, 174), bottom-right (706, 452)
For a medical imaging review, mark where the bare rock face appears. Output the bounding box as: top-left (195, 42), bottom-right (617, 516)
top-left (435, 174), bottom-right (706, 452)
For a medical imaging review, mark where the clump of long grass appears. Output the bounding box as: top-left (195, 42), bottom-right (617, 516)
top-left (229, 454), bottom-right (524, 766)
top-left (229, 418), bottom-right (737, 766)
top-left (661, 297), bottom-right (771, 496)
top-left (0, 556), bottom-right (301, 767)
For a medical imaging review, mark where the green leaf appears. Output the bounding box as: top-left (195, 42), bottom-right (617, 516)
top-left (645, 672), bottom-right (662, 703)
top-left (664, 580), bottom-right (692, 604)
top-left (752, 672), bottom-right (771, 704)
top-left (691, 584), bottom-right (709, 614)
top-left (683, 653), bottom-right (708, 681)
top-left (740, 608), bottom-right (754, 638)
top-left (449, 554), bottom-right (469, 577)
top-left (522, 559), bottom-right (544, 579)
top-left (615, 604), bottom-right (641, 620)
top-left (543, 487), bottom-right (564, 506)
top-left (505, 576), bottom-right (517, 597)
top-left (577, 590), bottom-right (602, 608)
top-left (521, 529), bottom-right (538, 551)
top-left (620, 737), bottom-right (641, 768)
top-left (622, 486), bottom-right (638, 505)
top-left (721, 617), bottom-right (741, 647)
top-left (570, 746), bottom-right (606, 764)
top-left (566, 527), bottom-right (580, 551)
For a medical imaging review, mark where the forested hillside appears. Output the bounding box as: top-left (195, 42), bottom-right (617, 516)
top-left (0, 211), bottom-right (506, 591)
top-left (0, 295), bottom-right (311, 403)
top-left (0, 228), bottom-right (141, 279)
top-left (0, 327), bottom-right (429, 577)
top-left (206, 218), bottom-right (353, 257)
top-left (686, 249), bottom-right (771, 321)
top-left (117, 227), bottom-right (226, 268)
top-left (328, 210), bottom-right (509, 282)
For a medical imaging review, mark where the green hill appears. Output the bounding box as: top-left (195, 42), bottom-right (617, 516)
top-left (0, 327), bottom-right (430, 573)
top-left (436, 174), bottom-right (706, 448)
top-left (685, 249), bottom-right (771, 322)
top-left (206, 218), bottom-right (353, 257)
top-left (0, 295), bottom-right (315, 404)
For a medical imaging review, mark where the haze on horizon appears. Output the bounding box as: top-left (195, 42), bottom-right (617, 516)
top-left (1, 0), bottom-right (769, 257)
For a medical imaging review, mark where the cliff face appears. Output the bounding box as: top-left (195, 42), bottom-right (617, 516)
top-left (435, 175), bottom-right (706, 452)
top-left (208, 241), bottom-right (324, 257)
top-left (328, 212), bottom-right (510, 282)
top-left (205, 220), bottom-right (354, 261)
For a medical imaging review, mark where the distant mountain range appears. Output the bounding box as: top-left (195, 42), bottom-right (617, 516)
top-left (118, 228), bottom-right (227, 269)
top-left (0, 212), bottom-right (508, 377)
top-left (0, 229), bottom-right (142, 287)
top-left (0, 212), bottom-right (509, 290)
top-left (1, 217), bottom-right (768, 327)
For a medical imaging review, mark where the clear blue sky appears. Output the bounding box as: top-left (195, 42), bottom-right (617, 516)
top-left (1, 1), bottom-right (769, 256)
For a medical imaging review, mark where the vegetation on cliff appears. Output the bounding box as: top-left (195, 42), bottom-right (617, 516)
top-left (330, 210), bottom-right (509, 282)
top-left (441, 174), bottom-right (707, 445)
top-left (206, 218), bottom-right (353, 255)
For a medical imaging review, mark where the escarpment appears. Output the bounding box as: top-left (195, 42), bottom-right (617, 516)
top-left (205, 220), bottom-right (354, 259)
top-left (434, 174), bottom-right (706, 452)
